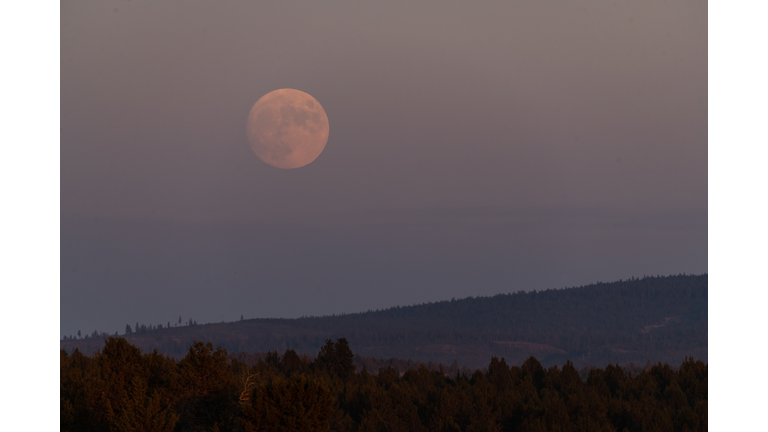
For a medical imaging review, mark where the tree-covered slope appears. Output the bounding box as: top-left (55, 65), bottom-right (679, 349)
top-left (61, 274), bottom-right (707, 368)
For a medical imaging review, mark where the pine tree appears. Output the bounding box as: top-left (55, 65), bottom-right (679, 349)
top-left (240, 375), bottom-right (334, 432)
top-left (334, 338), bottom-right (355, 380)
top-left (314, 338), bottom-right (355, 381)
top-left (109, 376), bottom-right (179, 432)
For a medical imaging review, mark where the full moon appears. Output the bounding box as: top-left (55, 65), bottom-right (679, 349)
top-left (246, 89), bottom-right (330, 169)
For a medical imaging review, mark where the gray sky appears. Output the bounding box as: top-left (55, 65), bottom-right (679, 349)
top-left (61, 0), bottom-right (707, 337)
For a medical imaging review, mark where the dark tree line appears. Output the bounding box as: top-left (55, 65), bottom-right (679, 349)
top-left (61, 274), bottom-right (707, 368)
top-left (62, 337), bottom-right (706, 432)
top-left (63, 317), bottom-right (201, 341)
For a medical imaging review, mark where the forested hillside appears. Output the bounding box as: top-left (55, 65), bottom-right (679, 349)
top-left (61, 337), bottom-right (707, 432)
top-left (61, 275), bottom-right (707, 368)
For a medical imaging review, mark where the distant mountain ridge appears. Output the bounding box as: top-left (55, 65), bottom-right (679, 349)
top-left (61, 274), bottom-right (707, 368)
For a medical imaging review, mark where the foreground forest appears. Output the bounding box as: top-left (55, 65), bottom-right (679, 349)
top-left (61, 337), bottom-right (707, 432)
top-left (61, 275), bottom-right (707, 368)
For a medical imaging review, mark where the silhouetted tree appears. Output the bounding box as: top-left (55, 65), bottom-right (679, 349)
top-left (314, 338), bottom-right (355, 381)
top-left (280, 349), bottom-right (309, 376)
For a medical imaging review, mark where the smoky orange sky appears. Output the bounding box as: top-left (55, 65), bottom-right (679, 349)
top-left (61, 0), bottom-right (706, 337)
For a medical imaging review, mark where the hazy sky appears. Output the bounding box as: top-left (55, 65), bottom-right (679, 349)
top-left (61, 0), bottom-right (707, 337)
